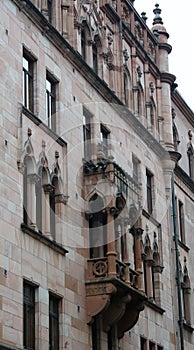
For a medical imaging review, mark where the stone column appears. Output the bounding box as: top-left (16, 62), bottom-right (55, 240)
top-left (41, 0), bottom-right (48, 18)
top-left (61, 4), bottom-right (69, 38)
top-left (145, 259), bottom-right (154, 299)
top-left (130, 227), bottom-right (144, 291)
top-left (183, 287), bottom-right (192, 325)
top-left (106, 208), bottom-right (117, 278)
top-left (54, 194), bottom-right (68, 243)
top-left (43, 184), bottom-right (54, 240)
top-left (27, 174), bottom-right (39, 230)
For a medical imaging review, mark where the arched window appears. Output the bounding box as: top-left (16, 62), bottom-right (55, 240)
top-left (137, 88), bottom-right (142, 116)
top-left (22, 130), bottom-right (37, 229)
top-left (173, 123), bottom-right (180, 152)
top-left (143, 232), bottom-right (153, 299)
top-left (123, 68), bottom-right (132, 108)
top-left (123, 72), bottom-right (128, 105)
top-left (81, 28), bottom-right (86, 60)
top-left (23, 155), bottom-right (37, 228)
top-left (89, 194), bottom-right (107, 258)
top-left (182, 258), bottom-right (192, 325)
top-left (47, 0), bottom-right (52, 23)
top-left (36, 141), bottom-right (53, 239)
top-left (92, 42), bottom-right (98, 74)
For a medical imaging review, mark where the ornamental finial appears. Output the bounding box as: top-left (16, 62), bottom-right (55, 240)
top-left (153, 4), bottom-right (163, 25)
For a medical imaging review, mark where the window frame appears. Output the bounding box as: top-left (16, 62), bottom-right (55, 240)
top-left (140, 337), bottom-right (147, 350)
top-left (146, 169), bottom-right (153, 215)
top-left (92, 42), bottom-right (98, 74)
top-left (23, 281), bottom-right (36, 350)
top-left (23, 50), bottom-right (34, 112)
top-left (92, 318), bottom-right (100, 350)
top-left (178, 200), bottom-right (185, 243)
top-left (47, 0), bottom-right (52, 23)
top-left (81, 28), bottom-right (86, 60)
top-left (49, 293), bottom-right (60, 350)
top-left (46, 71), bottom-right (58, 131)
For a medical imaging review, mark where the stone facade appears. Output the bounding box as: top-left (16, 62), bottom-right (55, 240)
top-left (0, 0), bottom-right (193, 349)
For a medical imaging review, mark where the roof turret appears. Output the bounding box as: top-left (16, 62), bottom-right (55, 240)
top-left (151, 4), bottom-right (169, 41)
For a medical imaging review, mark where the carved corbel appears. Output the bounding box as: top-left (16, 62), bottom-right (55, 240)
top-left (86, 282), bottom-right (117, 324)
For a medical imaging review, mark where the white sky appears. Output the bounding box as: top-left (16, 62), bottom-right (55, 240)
top-left (134, 1), bottom-right (194, 112)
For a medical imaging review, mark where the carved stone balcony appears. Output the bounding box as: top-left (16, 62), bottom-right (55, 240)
top-left (83, 158), bottom-right (140, 220)
top-left (84, 158), bottom-right (145, 337)
top-left (86, 254), bottom-right (146, 338)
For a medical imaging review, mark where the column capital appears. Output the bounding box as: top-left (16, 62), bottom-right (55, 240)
top-left (43, 184), bottom-right (54, 194)
top-left (55, 194), bottom-right (69, 204)
top-left (27, 173), bottom-right (40, 184)
top-left (130, 226), bottom-right (143, 238)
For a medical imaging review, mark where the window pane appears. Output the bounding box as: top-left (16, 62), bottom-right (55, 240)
top-left (146, 170), bottom-right (153, 214)
top-left (46, 74), bottom-right (56, 131)
top-left (140, 337), bottom-right (147, 350)
top-left (23, 53), bottom-right (33, 111)
top-left (49, 294), bottom-right (59, 350)
top-left (23, 282), bottom-right (35, 349)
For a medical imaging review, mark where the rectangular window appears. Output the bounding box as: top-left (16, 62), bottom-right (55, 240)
top-left (92, 43), bottom-right (98, 74)
top-left (92, 318), bottom-right (100, 350)
top-left (100, 124), bottom-right (109, 157)
top-left (49, 294), bottom-right (60, 350)
top-left (178, 200), bottom-right (185, 242)
top-left (108, 326), bottom-right (116, 350)
top-left (83, 109), bottom-right (91, 160)
top-left (140, 337), bottom-right (147, 350)
top-left (146, 169), bottom-right (153, 214)
top-left (23, 281), bottom-right (36, 349)
top-left (149, 341), bottom-right (155, 350)
top-left (47, 0), bottom-right (52, 23)
top-left (23, 50), bottom-right (34, 112)
top-left (46, 72), bottom-right (57, 131)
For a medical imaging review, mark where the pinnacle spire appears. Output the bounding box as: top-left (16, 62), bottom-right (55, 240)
top-left (153, 4), bottom-right (163, 25)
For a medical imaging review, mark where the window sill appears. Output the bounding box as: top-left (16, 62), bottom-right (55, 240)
top-left (21, 223), bottom-right (68, 255)
top-left (145, 298), bottom-right (165, 314)
top-left (142, 209), bottom-right (161, 227)
top-left (178, 239), bottom-right (190, 252)
top-left (22, 105), bottom-right (67, 147)
top-left (0, 342), bottom-right (20, 349)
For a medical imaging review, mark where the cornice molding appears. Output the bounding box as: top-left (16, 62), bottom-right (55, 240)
top-left (175, 165), bottom-right (194, 194)
top-left (22, 106), bottom-right (67, 147)
top-left (160, 72), bottom-right (176, 85)
top-left (158, 42), bottom-right (172, 54)
top-left (172, 90), bottom-right (194, 127)
top-left (21, 223), bottom-right (68, 254)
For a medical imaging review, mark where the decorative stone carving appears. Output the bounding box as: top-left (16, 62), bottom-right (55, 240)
top-left (134, 21), bottom-right (144, 45)
top-left (147, 38), bottom-right (156, 62)
top-left (123, 48), bottom-right (129, 63)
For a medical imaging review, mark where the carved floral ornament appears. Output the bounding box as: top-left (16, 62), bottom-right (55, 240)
top-left (121, 4), bottom-right (130, 24)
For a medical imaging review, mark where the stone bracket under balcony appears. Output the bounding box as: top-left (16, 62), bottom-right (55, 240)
top-left (85, 257), bottom-right (146, 337)
top-left (86, 281), bottom-right (117, 324)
